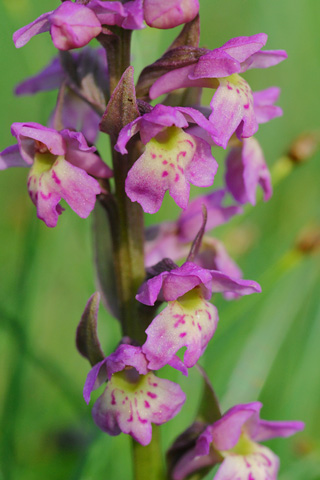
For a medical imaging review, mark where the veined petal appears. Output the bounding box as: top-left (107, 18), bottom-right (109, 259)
top-left (13, 11), bottom-right (51, 48)
top-left (215, 444), bottom-right (279, 480)
top-left (142, 289), bottom-right (218, 370)
top-left (92, 371), bottom-right (185, 445)
top-left (250, 419), bottom-right (305, 442)
top-left (220, 33), bottom-right (268, 64)
top-left (242, 49), bottom-right (288, 72)
top-left (209, 75), bottom-right (257, 148)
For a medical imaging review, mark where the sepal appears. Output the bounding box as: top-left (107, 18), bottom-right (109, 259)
top-left (76, 293), bottom-right (105, 366)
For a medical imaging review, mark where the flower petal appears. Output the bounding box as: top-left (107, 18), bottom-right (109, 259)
top-left (226, 137), bottom-right (272, 205)
top-left (125, 127), bottom-right (203, 213)
top-left (215, 445), bottom-right (279, 480)
top-left (142, 289), bottom-right (218, 370)
top-left (28, 156), bottom-right (101, 227)
top-left (253, 87), bottom-right (283, 124)
top-left (0, 144), bottom-right (30, 169)
top-left (209, 75), bottom-right (257, 149)
top-left (242, 49), bottom-right (288, 71)
top-left (92, 372), bottom-right (185, 445)
top-left (13, 11), bottom-right (51, 48)
top-left (144, 0), bottom-right (199, 29)
top-left (49, 2), bottom-right (102, 50)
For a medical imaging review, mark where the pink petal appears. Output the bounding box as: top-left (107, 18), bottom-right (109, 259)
top-left (0, 144), bottom-right (30, 169)
top-left (142, 291), bottom-right (218, 370)
top-left (92, 372), bottom-right (185, 445)
top-left (13, 11), bottom-right (51, 48)
top-left (215, 446), bottom-right (279, 480)
top-left (144, 0), bottom-right (199, 29)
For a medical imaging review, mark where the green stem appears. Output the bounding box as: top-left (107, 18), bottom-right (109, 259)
top-left (100, 28), bottom-right (164, 479)
top-left (132, 427), bottom-right (164, 480)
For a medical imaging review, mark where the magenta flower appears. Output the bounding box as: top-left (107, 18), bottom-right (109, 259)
top-left (137, 262), bottom-right (261, 371)
top-left (13, 2), bottom-right (102, 50)
top-left (144, 0), bottom-right (199, 29)
top-left (173, 402), bottom-right (304, 480)
top-left (0, 123), bottom-right (112, 227)
top-left (115, 104), bottom-right (218, 213)
top-left (83, 344), bottom-right (186, 446)
top-left (225, 137), bottom-right (272, 205)
top-left (149, 34), bottom-right (287, 148)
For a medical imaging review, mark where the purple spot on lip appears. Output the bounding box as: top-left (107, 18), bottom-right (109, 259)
top-left (227, 85), bottom-right (233, 90)
top-left (147, 392), bottom-right (157, 399)
top-left (51, 170), bottom-right (61, 184)
top-left (162, 171), bottom-right (168, 177)
top-left (174, 315), bottom-right (186, 328)
top-left (179, 332), bottom-right (187, 338)
top-left (40, 191), bottom-right (52, 200)
top-left (151, 153), bottom-right (156, 159)
top-left (111, 391), bottom-right (116, 405)
top-left (244, 104), bottom-right (249, 109)
top-left (162, 160), bottom-right (168, 165)
top-left (144, 401), bottom-right (150, 408)
top-left (174, 174), bottom-right (180, 182)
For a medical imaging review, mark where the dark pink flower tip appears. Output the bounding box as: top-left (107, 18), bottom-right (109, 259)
top-left (13, 2), bottom-right (102, 51)
top-left (144, 0), bottom-right (199, 29)
top-left (225, 137), bottom-right (272, 205)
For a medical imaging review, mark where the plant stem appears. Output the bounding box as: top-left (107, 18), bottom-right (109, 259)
top-left (132, 426), bottom-right (164, 480)
top-left (100, 27), bottom-right (164, 479)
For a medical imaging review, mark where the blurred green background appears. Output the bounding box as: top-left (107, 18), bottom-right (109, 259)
top-left (0, 0), bottom-right (319, 479)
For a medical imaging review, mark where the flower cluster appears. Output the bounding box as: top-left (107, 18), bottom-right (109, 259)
top-left (2, 1), bottom-right (305, 479)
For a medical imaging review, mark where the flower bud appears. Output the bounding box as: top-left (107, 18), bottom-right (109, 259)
top-left (144, 0), bottom-right (199, 29)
